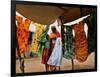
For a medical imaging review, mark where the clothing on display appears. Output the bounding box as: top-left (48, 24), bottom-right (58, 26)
top-left (73, 21), bottom-right (88, 62)
top-left (85, 12), bottom-right (96, 54)
top-left (16, 15), bottom-right (31, 54)
top-left (63, 26), bottom-right (74, 59)
top-left (31, 23), bottom-right (45, 53)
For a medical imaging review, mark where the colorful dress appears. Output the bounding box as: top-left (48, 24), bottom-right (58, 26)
top-left (73, 21), bottom-right (88, 62)
top-left (63, 26), bottom-right (74, 59)
top-left (31, 23), bottom-right (45, 53)
top-left (85, 12), bottom-right (96, 53)
top-left (16, 15), bottom-right (31, 54)
top-left (37, 30), bottom-right (48, 57)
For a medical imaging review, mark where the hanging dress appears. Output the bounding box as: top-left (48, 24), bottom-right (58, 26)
top-left (73, 21), bottom-right (88, 62)
top-left (31, 23), bottom-right (45, 53)
top-left (16, 15), bottom-right (31, 54)
top-left (84, 12), bottom-right (96, 54)
top-left (37, 26), bottom-right (50, 57)
top-left (63, 26), bottom-right (74, 59)
top-left (47, 32), bottom-right (62, 66)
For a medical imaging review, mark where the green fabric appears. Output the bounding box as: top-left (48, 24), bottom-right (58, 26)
top-left (37, 26), bottom-right (49, 57)
top-left (63, 26), bottom-right (74, 59)
top-left (85, 12), bottom-right (96, 53)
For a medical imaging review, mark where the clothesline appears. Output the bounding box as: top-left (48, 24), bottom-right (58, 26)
top-left (63, 14), bottom-right (90, 26)
top-left (16, 11), bottom-right (90, 27)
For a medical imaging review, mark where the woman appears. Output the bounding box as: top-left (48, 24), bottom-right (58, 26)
top-left (47, 26), bottom-right (62, 71)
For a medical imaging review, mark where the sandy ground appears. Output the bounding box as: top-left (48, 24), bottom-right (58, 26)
top-left (16, 52), bottom-right (95, 73)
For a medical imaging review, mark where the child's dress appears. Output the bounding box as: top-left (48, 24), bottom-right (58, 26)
top-left (42, 40), bottom-right (50, 64)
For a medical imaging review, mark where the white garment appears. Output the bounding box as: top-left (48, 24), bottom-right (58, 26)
top-left (29, 22), bottom-right (36, 32)
top-left (47, 37), bottom-right (62, 66)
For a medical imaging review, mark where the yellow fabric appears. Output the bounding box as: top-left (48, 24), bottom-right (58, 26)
top-left (31, 23), bottom-right (45, 53)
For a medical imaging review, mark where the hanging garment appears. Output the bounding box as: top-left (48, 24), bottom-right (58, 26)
top-left (16, 15), bottom-right (31, 54)
top-left (37, 26), bottom-right (49, 57)
top-left (37, 30), bottom-right (48, 57)
top-left (31, 23), bottom-right (45, 53)
top-left (63, 26), bottom-right (74, 59)
top-left (84, 12), bottom-right (96, 53)
top-left (73, 21), bottom-right (88, 62)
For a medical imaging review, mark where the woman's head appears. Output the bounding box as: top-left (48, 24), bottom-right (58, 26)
top-left (51, 26), bottom-right (57, 33)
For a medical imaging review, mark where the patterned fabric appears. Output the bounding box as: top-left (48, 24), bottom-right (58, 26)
top-left (63, 26), bottom-right (74, 59)
top-left (73, 21), bottom-right (88, 62)
top-left (31, 23), bottom-right (45, 53)
top-left (85, 12), bottom-right (96, 53)
top-left (37, 26), bottom-right (50, 57)
top-left (37, 30), bottom-right (48, 57)
top-left (16, 15), bottom-right (31, 54)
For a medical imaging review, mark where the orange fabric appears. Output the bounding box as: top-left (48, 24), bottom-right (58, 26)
top-left (16, 15), bottom-right (31, 54)
top-left (42, 48), bottom-right (50, 64)
top-left (73, 21), bottom-right (88, 62)
top-left (49, 31), bottom-right (60, 39)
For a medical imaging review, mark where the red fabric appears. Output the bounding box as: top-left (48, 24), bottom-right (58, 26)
top-left (42, 48), bottom-right (50, 64)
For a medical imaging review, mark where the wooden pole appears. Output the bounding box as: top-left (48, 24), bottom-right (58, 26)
top-left (71, 59), bottom-right (74, 70)
top-left (80, 7), bottom-right (83, 17)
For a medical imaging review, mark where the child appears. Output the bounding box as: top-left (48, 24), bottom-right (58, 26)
top-left (41, 34), bottom-right (50, 71)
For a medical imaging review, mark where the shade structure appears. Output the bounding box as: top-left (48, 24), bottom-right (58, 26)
top-left (16, 3), bottom-right (96, 25)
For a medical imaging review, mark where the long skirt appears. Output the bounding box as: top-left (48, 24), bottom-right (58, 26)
top-left (42, 48), bottom-right (50, 64)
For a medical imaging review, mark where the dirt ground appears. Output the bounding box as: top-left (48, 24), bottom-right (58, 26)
top-left (16, 52), bottom-right (95, 73)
